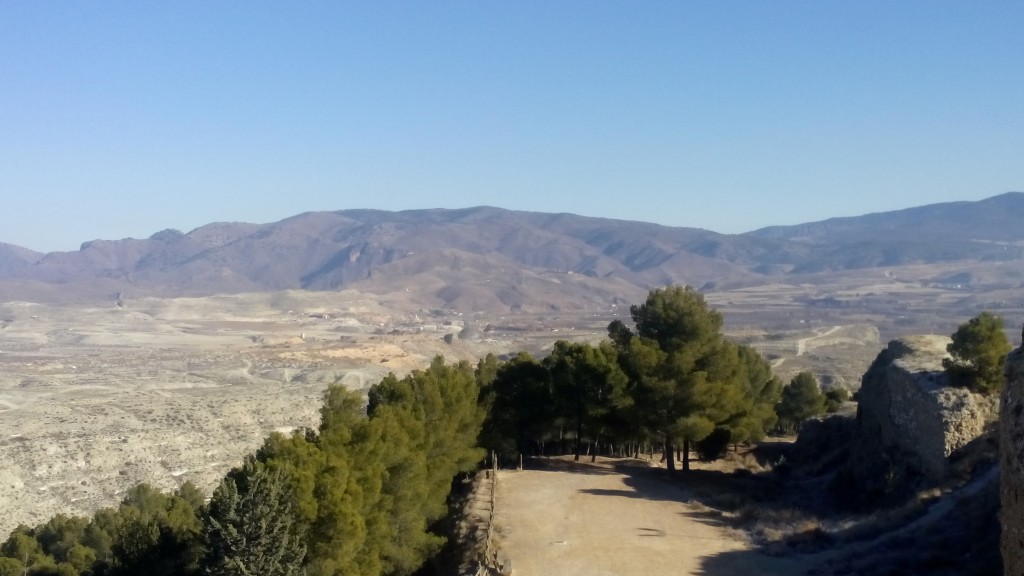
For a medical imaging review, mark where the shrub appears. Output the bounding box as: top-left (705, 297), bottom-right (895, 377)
top-left (824, 388), bottom-right (850, 413)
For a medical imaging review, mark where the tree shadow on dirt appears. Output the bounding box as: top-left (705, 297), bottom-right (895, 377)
top-left (512, 455), bottom-right (844, 574)
top-left (684, 459), bottom-right (1002, 576)
top-left (570, 459), bottom-right (815, 575)
top-left (517, 456), bottom-right (620, 475)
top-left (614, 460), bottom-right (785, 507)
top-left (693, 548), bottom-right (810, 576)
top-left (679, 508), bottom-right (734, 529)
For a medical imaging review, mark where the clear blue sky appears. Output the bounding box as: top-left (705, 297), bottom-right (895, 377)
top-left (2, 2), bottom-right (1022, 253)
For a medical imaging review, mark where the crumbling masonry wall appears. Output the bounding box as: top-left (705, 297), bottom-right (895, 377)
top-left (1001, 345), bottom-right (1024, 575)
top-left (857, 336), bottom-right (996, 481)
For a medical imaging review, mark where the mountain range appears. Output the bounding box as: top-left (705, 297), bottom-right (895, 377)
top-left (2, 192), bottom-right (1023, 309)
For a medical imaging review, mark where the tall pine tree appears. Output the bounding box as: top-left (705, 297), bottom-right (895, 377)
top-left (613, 286), bottom-right (755, 471)
top-left (203, 458), bottom-right (306, 576)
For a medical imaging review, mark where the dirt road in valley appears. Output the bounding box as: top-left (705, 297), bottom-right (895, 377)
top-left (493, 459), bottom-right (803, 576)
top-left (796, 326), bottom-right (842, 357)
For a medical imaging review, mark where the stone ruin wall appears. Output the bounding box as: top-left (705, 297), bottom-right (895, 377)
top-left (1001, 345), bottom-right (1024, 575)
top-left (857, 336), bottom-right (996, 481)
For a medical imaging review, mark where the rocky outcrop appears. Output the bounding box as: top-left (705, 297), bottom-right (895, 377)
top-left (1001, 345), bottom-right (1024, 574)
top-left (854, 336), bottom-right (998, 482)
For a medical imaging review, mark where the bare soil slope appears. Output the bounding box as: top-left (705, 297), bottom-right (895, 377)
top-left (0, 291), bottom-right (510, 536)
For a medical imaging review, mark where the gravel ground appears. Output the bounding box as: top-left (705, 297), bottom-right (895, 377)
top-left (493, 458), bottom-right (805, 576)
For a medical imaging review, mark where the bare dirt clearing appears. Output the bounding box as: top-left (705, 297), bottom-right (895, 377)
top-left (493, 459), bottom-right (804, 576)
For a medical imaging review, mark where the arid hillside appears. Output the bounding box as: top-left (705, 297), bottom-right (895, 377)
top-left (0, 291), bottom-right (514, 536)
top-left (3, 194), bottom-right (1024, 313)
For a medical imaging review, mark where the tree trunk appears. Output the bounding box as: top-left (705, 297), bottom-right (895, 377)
top-left (577, 414), bottom-right (585, 459)
top-left (682, 438), bottom-right (691, 471)
top-left (664, 436), bottom-right (675, 472)
top-left (591, 435), bottom-right (600, 463)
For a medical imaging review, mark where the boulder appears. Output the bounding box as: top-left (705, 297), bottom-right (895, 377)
top-left (854, 336), bottom-right (998, 482)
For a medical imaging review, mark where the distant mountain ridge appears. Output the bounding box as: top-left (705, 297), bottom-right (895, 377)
top-left (752, 192), bottom-right (1024, 243)
top-left (1, 193), bottom-right (1022, 307)
top-left (748, 192), bottom-right (1024, 273)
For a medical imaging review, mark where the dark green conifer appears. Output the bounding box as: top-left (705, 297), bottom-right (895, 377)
top-left (776, 372), bottom-right (826, 433)
top-left (943, 311), bottom-right (1012, 394)
top-left (203, 458), bottom-right (306, 576)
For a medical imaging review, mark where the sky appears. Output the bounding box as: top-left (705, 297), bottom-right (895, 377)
top-left (2, 2), bottom-right (1022, 253)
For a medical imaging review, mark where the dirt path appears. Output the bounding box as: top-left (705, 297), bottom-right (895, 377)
top-left (796, 326), bottom-right (841, 357)
top-left (493, 460), bottom-right (802, 576)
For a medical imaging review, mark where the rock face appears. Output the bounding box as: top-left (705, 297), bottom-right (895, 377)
top-left (1000, 345), bottom-right (1024, 574)
top-left (855, 336), bottom-right (998, 482)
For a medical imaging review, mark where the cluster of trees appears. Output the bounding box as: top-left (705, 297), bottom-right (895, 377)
top-left (0, 356), bottom-right (487, 576)
top-left (481, 286), bottom-right (785, 471)
top-left (0, 482), bottom-right (206, 576)
top-left (477, 341), bottom-right (627, 463)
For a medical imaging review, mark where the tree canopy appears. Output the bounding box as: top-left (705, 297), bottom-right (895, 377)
top-left (545, 340), bottom-right (629, 461)
top-left (614, 286), bottom-right (779, 471)
top-left (943, 311), bottom-right (1012, 395)
top-left (776, 371), bottom-right (826, 433)
top-left (203, 459), bottom-right (306, 576)
top-left (477, 286), bottom-right (783, 472)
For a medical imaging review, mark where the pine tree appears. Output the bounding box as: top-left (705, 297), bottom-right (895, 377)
top-left (943, 311), bottom-right (1012, 395)
top-left (109, 483), bottom-right (203, 576)
top-left (362, 356), bottom-right (485, 575)
top-left (776, 372), bottom-right (826, 433)
top-left (0, 557), bottom-right (25, 576)
top-left (546, 341), bottom-right (629, 461)
top-left (254, 430), bottom-right (323, 536)
top-left (202, 458), bottom-right (306, 576)
top-left (1, 529), bottom-right (46, 568)
top-left (617, 286), bottom-right (747, 471)
top-left (361, 402), bottom-right (440, 575)
top-left (475, 353), bottom-right (500, 392)
top-left (480, 352), bottom-right (554, 458)
top-left (307, 385), bottom-right (369, 576)
top-left (718, 344), bottom-right (782, 446)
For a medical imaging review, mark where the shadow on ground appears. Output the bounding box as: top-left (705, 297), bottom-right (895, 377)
top-left (515, 456), bottom-right (620, 475)
top-left (519, 451), bottom-right (1002, 576)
